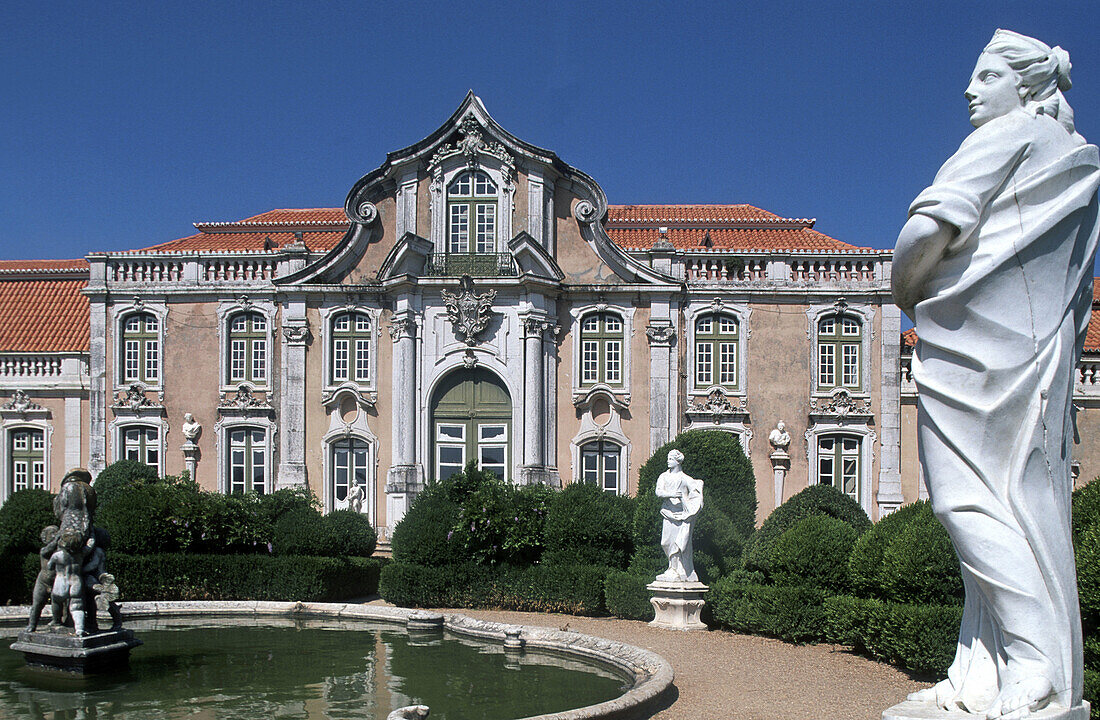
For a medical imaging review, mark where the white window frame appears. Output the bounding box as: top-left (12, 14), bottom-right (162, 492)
top-left (569, 303), bottom-right (636, 406)
top-left (214, 415), bottom-right (277, 495)
top-left (108, 410), bottom-right (168, 477)
top-left (4, 425), bottom-right (50, 496)
top-left (685, 300), bottom-right (751, 398)
top-left (217, 299), bottom-right (276, 391)
top-left (319, 305), bottom-right (381, 395)
top-left (110, 300), bottom-right (168, 394)
top-left (321, 385), bottom-right (380, 518)
top-left (805, 423), bottom-right (876, 515)
top-left (569, 402), bottom-right (631, 496)
top-left (807, 302), bottom-right (874, 398)
top-left (429, 158), bottom-right (514, 252)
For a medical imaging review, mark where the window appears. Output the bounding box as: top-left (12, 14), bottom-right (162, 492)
top-left (580, 440), bottom-right (622, 494)
top-left (120, 312), bottom-right (160, 384)
top-left (331, 312), bottom-right (371, 384)
top-left (228, 427), bottom-right (267, 494)
top-left (447, 170), bottom-right (497, 253)
top-left (228, 312), bottom-right (267, 384)
top-left (818, 434), bottom-right (861, 500)
top-left (435, 423), bottom-right (466, 482)
top-left (9, 429), bottom-right (45, 492)
top-left (434, 422), bottom-right (510, 483)
top-left (121, 425), bottom-right (159, 471)
top-left (817, 315), bottom-right (861, 391)
top-left (695, 313), bottom-right (739, 389)
top-left (331, 438), bottom-right (369, 507)
top-left (580, 312), bottom-right (624, 386)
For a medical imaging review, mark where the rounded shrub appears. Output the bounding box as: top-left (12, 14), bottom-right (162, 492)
top-left (454, 479), bottom-right (553, 566)
top-left (1077, 521), bottom-right (1100, 635)
top-left (322, 509), bottom-right (377, 557)
top-left (743, 484), bottom-right (870, 577)
top-left (1073, 478), bottom-right (1100, 543)
top-left (96, 478), bottom-right (207, 554)
top-left (632, 430), bottom-right (756, 582)
top-left (848, 500), bottom-right (930, 597)
top-left (93, 460), bottom-right (158, 508)
top-left (544, 482), bottom-right (634, 568)
top-left (391, 484), bottom-right (464, 566)
top-left (769, 514), bottom-right (858, 592)
top-left (272, 506), bottom-right (326, 556)
top-left (878, 505), bottom-right (962, 605)
top-left (0, 489), bottom-right (55, 555)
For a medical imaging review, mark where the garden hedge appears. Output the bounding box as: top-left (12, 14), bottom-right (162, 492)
top-left (604, 569), bottom-right (654, 620)
top-left (0, 489), bottom-right (55, 555)
top-left (707, 576), bottom-right (828, 643)
top-left (768, 514), bottom-right (858, 592)
top-left (544, 482), bottom-right (634, 569)
top-left (23, 553), bottom-right (386, 603)
top-left (379, 561), bottom-right (609, 615)
top-left (742, 484), bottom-right (870, 577)
top-left (848, 500), bottom-right (929, 597)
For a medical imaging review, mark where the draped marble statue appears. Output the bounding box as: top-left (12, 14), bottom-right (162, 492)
top-left (654, 449), bottom-right (703, 583)
top-left (893, 29), bottom-right (1099, 719)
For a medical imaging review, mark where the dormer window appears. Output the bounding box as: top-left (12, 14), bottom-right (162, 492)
top-left (447, 170), bottom-right (497, 253)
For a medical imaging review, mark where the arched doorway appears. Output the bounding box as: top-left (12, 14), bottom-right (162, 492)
top-left (430, 367), bottom-right (512, 482)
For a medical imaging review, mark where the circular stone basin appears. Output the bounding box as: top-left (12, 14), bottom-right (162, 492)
top-left (0, 602), bottom-right (674, 720)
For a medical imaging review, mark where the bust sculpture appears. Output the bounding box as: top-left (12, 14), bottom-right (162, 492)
top-left (654, 449), bottom-right (703, 583)
top-left (182, 413), bottom-right (201, 442)
top-left (768, 421), bottom-right (791, 451)
top-left (893, 30), bottom-right (1098, 719)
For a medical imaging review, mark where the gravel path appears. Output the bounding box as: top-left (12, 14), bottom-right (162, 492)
top-left (367, 602), bottom-right (927, 720)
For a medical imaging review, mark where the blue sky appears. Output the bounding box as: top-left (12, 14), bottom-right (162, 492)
top-left (2, 1), bottom-right (1098, 259)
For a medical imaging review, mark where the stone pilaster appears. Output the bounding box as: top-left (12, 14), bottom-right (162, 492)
top-left (646, 323), bottom-right (676, 455)
top-left (386, 311), bottom-right (423, 525)
top-left (518, 316), bottom-right (557, 486)
top-left (876, 303), bottom-right (905, 518)
top-left (88, 294), bottom-right (107, 477)
top-left (277, 303), bottom-right (310, 488)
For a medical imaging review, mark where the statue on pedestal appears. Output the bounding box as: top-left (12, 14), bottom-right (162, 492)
top-left (654, 449), bottom-right (703, 583)
top-left (892, 29), bottom-right (1098, 719)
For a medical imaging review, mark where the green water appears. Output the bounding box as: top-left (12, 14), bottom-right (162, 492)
top-left (0, 620), bottom-right (629, 720)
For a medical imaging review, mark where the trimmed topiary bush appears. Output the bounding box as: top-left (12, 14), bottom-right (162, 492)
top-left (322, 509), bottom-right (377, 557)
top-left (92, 459), bottom-right (158, 508)
top-left (743, 484), bottom-right (870, 577)
top-left (878, 508), bottom-right (961, 605)
top-left (272, 506), bottom-right (326, 556)
top-left (544, 482), bottom-right (634, 569)
top-left (633, 430), bottom-right (756, 582)
top-left (95, 476), bottom-right (209, 554)
top-left (604, 569), bottom-right (654, 620)
top-left (453, 475), bottom-right (553, 566)
top-left (769, 514), bottom-right (858, 592)
top-left (848, 500), bottom-right (929, 597)
top-left (0, 488), bottom-right (55, 555)
top-left (390, 482), bottom-right (465, 567)
top-left (708, 575), bottom-right (828, 642)
top-left (1073, 478), bottom-right (1100, 543)
top-left (1077, 521), bottom-right (1100, 642)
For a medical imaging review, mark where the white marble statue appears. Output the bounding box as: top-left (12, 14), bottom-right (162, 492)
top-left (893, 29), bottom-right (1099, 719)
top-left (182, 413), bottom-right (201, 442)
top-left (768, 421), bottom-right (791, 451)
top-left (654, 449), bottom-right (703, 583)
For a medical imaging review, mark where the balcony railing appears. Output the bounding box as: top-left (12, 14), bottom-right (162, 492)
top-left (425, 253), bottom-right (516, 277)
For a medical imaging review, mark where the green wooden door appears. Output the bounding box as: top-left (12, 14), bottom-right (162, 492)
top-left (430, 368), bottom-right (511, 482)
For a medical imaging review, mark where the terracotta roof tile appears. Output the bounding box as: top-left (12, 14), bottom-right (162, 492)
top-left (0, 258), bottom-right (89, 274)
top-left (605, 204), bottom-right (869, 252)
top-left (902, 328), bottom-right (918, 348)
top-left (0, 278), bottom-right (89, 352)
top-left (131, 230), bottom-right (345, 254)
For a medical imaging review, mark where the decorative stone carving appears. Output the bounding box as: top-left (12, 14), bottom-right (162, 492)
top-left (428, 115), bottom-right (515, 180)
top-left (181, 413), bottom-right (201, 442)
top-left (768, 421), bottom-right (791, 450)
top-left (810, 387), bottom-right (871, 419)
top-left (573, 199), bottom-right (600, 223)
top-left (889, 30), bottom-right (1098, 720)
top-left (440, 275), bottom-right (496, 346)
top-left (523, 316), bottom-right (551, 338)
top-left (351, 201), bottom-right (378, 225)
top-left (281, 324), bottom-right (312, 345)
top-left (687, 387), bottom-right (747, 422)
top-left (388, 318), bottom-right (414, 342)
top-left (645, 324), bottom-right (676, 345)
top-left (220, 384), bottom-right (271, 411)
top-left (2, 389), bottom-right (44, 416)
top-left (115, 384), bottom-right (159, 412)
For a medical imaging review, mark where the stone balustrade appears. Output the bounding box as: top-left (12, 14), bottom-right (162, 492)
top-left (656, 251), bottom-right (890, 288)
top-left (0, 355), bottom-right (63, 378)
top-left (1077, 359), bottom-right (1100, 397)
top-left (92, 253), bottom-right (290, 288)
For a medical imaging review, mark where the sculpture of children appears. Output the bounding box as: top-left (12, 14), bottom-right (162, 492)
top-left (654, 449), bottom-right (704, 583)
top-left (82, 529), bottom-right (122, 631)
top-left (25, 525), bottom-right (59, 632)
top-left (49, 528), bottom-right (88, 636)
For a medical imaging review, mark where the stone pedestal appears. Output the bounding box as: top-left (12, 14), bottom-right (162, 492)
top-left (181, 440), bottom-right (199, 481)
top-left (883, 700), bottom-right (1089, 720)
top-left (647, 581), bottom-right (708, 631)
top-left (770, 449), bottom-right (790, 509)
top-left (11, 628), bottom-right (142, 674)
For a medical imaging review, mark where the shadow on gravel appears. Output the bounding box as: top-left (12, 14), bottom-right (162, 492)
top-left (635, 683), bottom-right (678, 719)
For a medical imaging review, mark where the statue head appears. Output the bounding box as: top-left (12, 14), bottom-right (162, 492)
top-left (184, 413), bottom-right (194, 423)
top-left (667, 449), bottom-right (685, 468)
top-left (776, 421), bottom-right (786, 432)
top-left (971, 29), bottom-right (1075, 134)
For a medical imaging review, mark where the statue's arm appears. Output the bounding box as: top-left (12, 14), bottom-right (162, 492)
top-left (682, 480), bottom-right (704, 519)
top-left (892, 214), bottom-right (958, 319)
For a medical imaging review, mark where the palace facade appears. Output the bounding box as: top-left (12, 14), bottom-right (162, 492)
top-left (2, 94), bottom-right (1097, 535)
